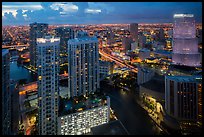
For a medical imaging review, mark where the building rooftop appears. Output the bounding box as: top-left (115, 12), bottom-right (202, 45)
top-left (37, 36), bottom-right (60, 43)
top-left (91, 120), bottom-right (129, 135)
top-left (29, 22), bottom-right (48, 26)
top-left (140, 67), bottom-right (154, 73)
top-left (2, 49), bottom-right (9, 56)
top-left (99, 60), bottom-right (114, 66)
top-left (154, 50), bottom-right (172, 55)
top-left (140, 74), bottom-right (165, 93)
top-left (139, 48), bottom-right (150, 52)
top-left (145, 57), bottom-right (157, 61)
top-left (165, 75), bottom-right (202, 83)
top-left (174, 14), bottom-right (194, 18)
top-left (168, 64), bottom-right (201, 74)
top-left (58, 92), bottom-right (108, 117)
top-left (68, 36), bottom-right (98, 44)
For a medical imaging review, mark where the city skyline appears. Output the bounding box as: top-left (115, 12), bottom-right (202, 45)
top-left (2, 2), bottom-right (202, 25)
top-left (2, 1), bottom-right (202, 135)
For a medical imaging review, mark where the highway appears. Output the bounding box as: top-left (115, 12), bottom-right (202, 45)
top-left (99, 49), bottom-right (138, 73)
top-left (2, 44), bottom-right (29, 49)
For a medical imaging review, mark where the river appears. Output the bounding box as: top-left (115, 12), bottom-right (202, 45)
top-left (9, 50), bottom-right (37, 83)
top-left (100, 81), bottom-right (163, 135)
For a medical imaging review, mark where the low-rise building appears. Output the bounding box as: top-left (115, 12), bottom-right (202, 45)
top-left (137, 66), bottom-right (155, 85)
top-left (58, 94), bottom-right (110, 135)
top-left (99, 60), bottom-right (114, 80)
top-left (138, 48), bottom-right (150, 61)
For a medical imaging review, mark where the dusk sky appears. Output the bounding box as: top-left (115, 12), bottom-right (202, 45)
top-left (2, 2), bottom-right (202, 25)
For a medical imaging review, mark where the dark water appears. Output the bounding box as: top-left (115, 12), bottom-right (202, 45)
top-left (10, 61), bottom-right (37, 83)
top-left (101, 83), bottom-right (162, 135)
top-left (9, 49), bottom-right (37, 83)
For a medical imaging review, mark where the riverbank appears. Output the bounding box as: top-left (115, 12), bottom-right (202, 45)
top-left (102, 80), bottom-right (162, 134)
top-left (113, 83), bottom-right (168, 134)
top-left (22, 65), bottom-right (37, 74)
top-left (136, 99), bottom-right (169, 135)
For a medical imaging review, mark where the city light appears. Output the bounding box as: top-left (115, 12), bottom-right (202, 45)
top-left (2, 2), bottom-right (202, 136)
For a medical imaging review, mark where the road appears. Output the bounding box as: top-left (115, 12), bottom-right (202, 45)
top-left (99, 49), bottom-right (138, 73)
top-left (101, 82), bottom-right (161, 135)
top-left (2, 44), bottom-right (29, 49)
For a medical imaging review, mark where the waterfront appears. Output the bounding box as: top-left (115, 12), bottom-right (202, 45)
top-left (9, 49), bottom-right (37, 83)
top-left (10, 61), bottom-right (37, 83)
top-left (9, 57), bottom-right (163, 135)
top-left (100, 81), bottom-right (163, 135)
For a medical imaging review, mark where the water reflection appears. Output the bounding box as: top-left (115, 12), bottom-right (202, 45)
top-left (10, 61), bottom-right (37, 83)
top-left (101, 83), bottom-right (162, 135)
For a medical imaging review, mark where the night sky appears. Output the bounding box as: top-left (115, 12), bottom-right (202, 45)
top-left (2, 2), bottom-right (202, 25)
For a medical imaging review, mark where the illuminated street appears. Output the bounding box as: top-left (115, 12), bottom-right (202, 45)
top-left (99, 49), bottom-right (138, 73)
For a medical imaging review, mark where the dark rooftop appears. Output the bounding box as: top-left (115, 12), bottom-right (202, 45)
top-left (154, 50), bottom-right (172, 55)
top-left (169, 64), bottom-right (199, 72)
top-left (58, 92), bottom-right (108, 117)
top-left (91, 120), bottom-right (129, 135)
top-left (140, 74), bottom-right (165, 93)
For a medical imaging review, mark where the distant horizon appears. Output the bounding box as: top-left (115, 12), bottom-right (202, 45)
top-left (2, 22), bottom-right (203, 27)
top-left (2, 2), bottom-right (202, 25)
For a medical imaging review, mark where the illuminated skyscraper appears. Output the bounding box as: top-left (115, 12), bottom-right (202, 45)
top-left (165, 75), bottom-right (202, 131)
top-left (54, 27), bottom-right (74, 64)
top-left (107, 29), bottom-right (115, 46)
top-left (158, 28), bottom-right (165, 42)
top-left (67, 35), bottom-right (100, 98)
top-left (29, 22), bottom-right (48, 68)
top-left (138, 32), bottom-right (146, 48)
top-left (172, 14), bottom-right (200, 66)
top-left (122, 36), bottom-right (133, 53)
top-left (130, 23), bottom-right (138, 43)
top-left (37, 36), bottom-right (60, 135)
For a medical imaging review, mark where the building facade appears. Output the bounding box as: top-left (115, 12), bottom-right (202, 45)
top-left (37, 36), bottom-right (60, 135)
top-left (10, 82), bottom-right (19, 135)
top-left (99, 60), bottom-right (114, 80)
top-left (2, 49), bottom-right (11, 135)
top-left (122, 36), bottom-right (133, 53)
top-left (172, 14), bottom-right (200, 66)
top-left (29, 22), bottom-right (48, 68)
top-left (107, 29), bottom-right (115, 46)
top-left (138, 32), bottom-right (146, 48)
top-left (158, 28), bottom-right (165, 42)
top-left (58, 96), bottom-right (110, 135)
top-left (138, 48), bottom-right (150, 61)
top-left (68, 36), bottom-right (100, 98)
top-left (130, 23), bottom-right (138, 43)
top-left (54, 27), bottom-right (75, 64)
top-left (165, 75), bottom-right (202, 123)
top-left (137, 66), bottom-right (155, 85)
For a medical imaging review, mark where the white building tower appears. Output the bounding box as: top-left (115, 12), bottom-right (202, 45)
top-left (37, 36), bottom-right (60, 135)
top-left (68, 35), bottom-right (100, 98)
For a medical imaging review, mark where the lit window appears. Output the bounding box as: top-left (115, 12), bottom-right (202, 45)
top-left (38, 76), bottom-right (42, 80)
